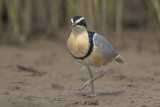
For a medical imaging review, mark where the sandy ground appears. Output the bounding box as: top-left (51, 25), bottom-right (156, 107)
top-left (0, 37), bottom-right (160, 107)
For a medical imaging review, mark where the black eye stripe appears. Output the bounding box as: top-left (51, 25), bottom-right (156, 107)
top-left (76, 20), bottom-right (87, 28)
top-left (71, 16), bottom-right (87, 28)
top-left (77, 20), bottom-right (84, 24)
top-left (73, 16), bottom-right (83, 23)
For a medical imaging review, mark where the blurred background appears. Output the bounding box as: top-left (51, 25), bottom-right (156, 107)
top-left (0, 0), bottom-right (160, 106)
top-left (0, 0), bottom-right (160, 52)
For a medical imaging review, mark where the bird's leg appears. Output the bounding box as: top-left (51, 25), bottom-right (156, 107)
top-left (90, 69), bottom-right (104, 82)
top-left (79, 66), bottom-right (97, 97)
top-left (80, 69), bottom-right (104, 92)
top-left (88, 67), bottom-right (94, 94)
top-left (80, 69), bottom-right (104, 97)
top-left (79, 66), bottom-right (93, 91)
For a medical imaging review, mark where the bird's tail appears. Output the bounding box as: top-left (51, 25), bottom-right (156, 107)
top-left (114, 55), bottom-right (126, 65)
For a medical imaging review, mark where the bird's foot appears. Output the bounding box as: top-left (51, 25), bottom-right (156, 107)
top-left (79, 80), bottom-right (90, 91)
top-left (84, 93), bottom-right (97, 98)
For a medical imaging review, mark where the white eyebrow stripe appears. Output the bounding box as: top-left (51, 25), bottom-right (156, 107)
top-left (75, 17), bottom-right (84, 23)
top-left (71, 18), bottom-right (74, 23)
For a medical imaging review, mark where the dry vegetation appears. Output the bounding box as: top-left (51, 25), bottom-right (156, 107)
top-left (0, 0), bottom-right (159, 50)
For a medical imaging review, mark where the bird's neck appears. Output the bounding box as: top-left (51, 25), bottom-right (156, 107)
top-left (72, 27), bottom-right (87, 37)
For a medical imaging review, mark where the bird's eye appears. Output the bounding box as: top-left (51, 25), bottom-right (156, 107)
top-left (79, 20), bottom-right (84, 25)
top-left (81, 20), bottom-right (85, 23)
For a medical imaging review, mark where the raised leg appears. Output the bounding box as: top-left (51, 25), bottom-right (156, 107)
top-left (91, 69), bottom-right (104, 82)
top-left (79, 68), bottom-right (105, 97)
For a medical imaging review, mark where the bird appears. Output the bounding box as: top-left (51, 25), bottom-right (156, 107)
top-left (67, 16), bottom-right (125, 97)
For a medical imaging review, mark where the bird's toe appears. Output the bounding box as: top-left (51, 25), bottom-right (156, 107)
top-left (79, 80), bottom-right (90, 91)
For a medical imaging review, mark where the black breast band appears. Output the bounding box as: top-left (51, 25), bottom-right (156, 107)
top-left (69, 31), bottom-right (94, 60)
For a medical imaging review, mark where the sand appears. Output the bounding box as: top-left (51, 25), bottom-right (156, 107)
top-left (0, 38), bottom-right (160, 107)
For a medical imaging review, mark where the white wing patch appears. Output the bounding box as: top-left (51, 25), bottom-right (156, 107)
top-left (93, 33), bottom-right (97, 46)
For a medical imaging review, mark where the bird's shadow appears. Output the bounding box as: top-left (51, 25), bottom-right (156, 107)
top-left (75, 91), bottom-right (125, 97)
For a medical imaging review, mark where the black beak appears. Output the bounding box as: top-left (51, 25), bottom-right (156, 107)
top-left (71, 23), bottom-right (77, 28)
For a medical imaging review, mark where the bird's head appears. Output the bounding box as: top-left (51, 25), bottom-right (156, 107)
top-left (71, 16), bottom-right (87, 32)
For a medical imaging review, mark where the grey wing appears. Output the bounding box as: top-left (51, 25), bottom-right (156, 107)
top-left (94, 33), bottom-right (118, 59)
